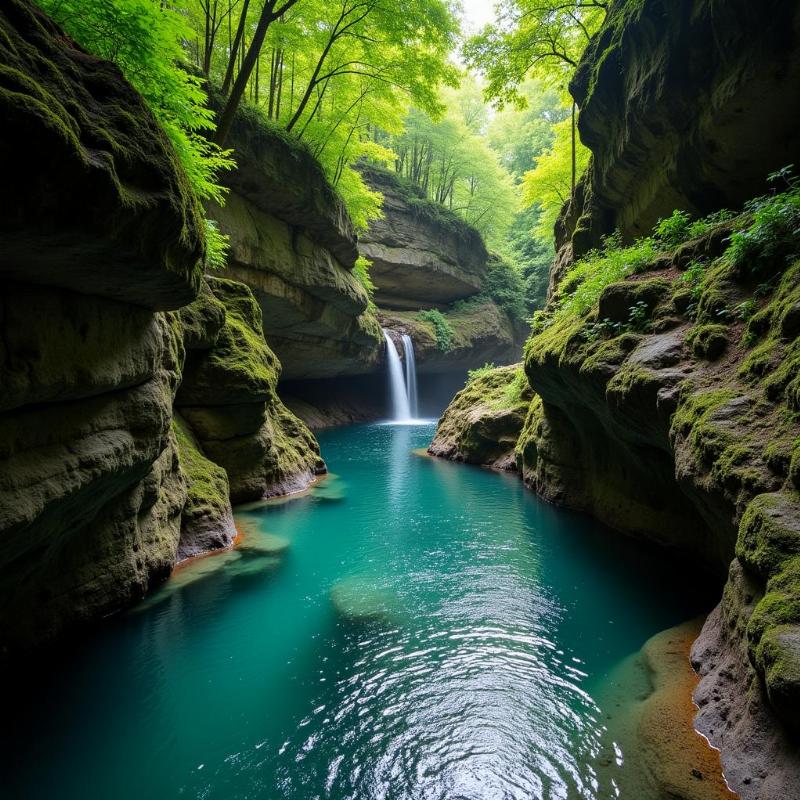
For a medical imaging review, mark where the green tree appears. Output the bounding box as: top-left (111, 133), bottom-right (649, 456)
top-left (522, 114), bottom-right (591, 239)
top-left (38, 0), bottom-right (235, 266)
top-left (464, 0), bottom-right (606, 195)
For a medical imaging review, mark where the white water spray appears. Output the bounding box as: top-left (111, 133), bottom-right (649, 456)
top-left (383, 329), bottom-right (411, 421)
top-left (401, 334), bottom-right (419, 419)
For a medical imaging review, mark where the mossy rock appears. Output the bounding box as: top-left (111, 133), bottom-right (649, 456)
top-left (178, 279), bottom-right (227, 352)
top-left (178, 277), bottom-right (280, 405)
top-left (747, 557), bottom-right (800, 653)
top-left (0, 0), bottom-right (203, 309)
top-left (737, 493), bottom-right (800, 581)
top-left (173, 412), bottom-right (236, 561)
top-left (686, 324), bottom-right (729, 360)
top-left (597, 278), bottom-right (671, 324)
top-left (429, 364), bottom-right (532, 466)
top-left (757, 623), bottom-right (800, 731)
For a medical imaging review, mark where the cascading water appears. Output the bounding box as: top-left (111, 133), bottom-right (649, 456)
top-left (383, 329), bottom-right (411, 421)
top-left (401, 334), bottom-right (419, 418)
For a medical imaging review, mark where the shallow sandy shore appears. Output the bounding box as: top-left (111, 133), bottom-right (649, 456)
top-left (595, 618), bottom-right (738, 800)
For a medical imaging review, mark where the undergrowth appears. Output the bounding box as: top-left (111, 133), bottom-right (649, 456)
top-left (417, 308), bottom-right (454, 351)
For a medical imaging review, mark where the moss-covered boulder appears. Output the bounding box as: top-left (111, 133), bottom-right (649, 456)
top-left (173, 413), bottom-right (236, 562)
top-left (0, 0), bottom-right (203, 309)
top-left (176, 277), bottom-right (326, 502)
top-left (429, 365), bottom-right (532, 469)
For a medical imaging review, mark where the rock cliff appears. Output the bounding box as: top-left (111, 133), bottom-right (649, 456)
top-left (554, 0), bottom-right (800, 288)
top-left (431, 1), bottom-right (800, 796)
top-left (358, 165), bottom-right (488, 309)
top-left (0, 1), bottom-right (324, 652)
top-left (208, 108), bottom-right (383, 379)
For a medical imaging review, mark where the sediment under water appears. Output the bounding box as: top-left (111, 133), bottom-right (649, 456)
top-left (2, 422), bottom-right (723, 799)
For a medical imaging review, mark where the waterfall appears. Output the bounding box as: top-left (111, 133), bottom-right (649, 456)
top-left (383, 330), bottom-right (411, 421)
top-left (401, 335), bottom-right (419, 419)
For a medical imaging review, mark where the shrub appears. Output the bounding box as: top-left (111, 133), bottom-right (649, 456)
top-left (727, 171), bottom-right (800, 276)
top-left (352, 256), bottom-right (375, 307)
top-left (417, 308), bottom-right (454, 351)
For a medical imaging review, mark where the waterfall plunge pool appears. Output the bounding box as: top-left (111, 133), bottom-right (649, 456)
top-left (2, 422), bottom-right (723, 799)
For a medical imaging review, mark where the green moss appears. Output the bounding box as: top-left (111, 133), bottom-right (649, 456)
top-left (748, 557), bottom-right (800, 653)
top-left (514, 395), bottom-right (544, 476)
top-left (206, 276), bottom-right (280, 395)
top-left (686, 324), bottom-right (728, 360)
top-left (737, 493), bottom-right (800, 580)
top-left (756, 623), bottom-right (800, 728)
top-left (173, 412), bottom-right (230, 519)
top-left (431, 364), bottom-right (532, 465)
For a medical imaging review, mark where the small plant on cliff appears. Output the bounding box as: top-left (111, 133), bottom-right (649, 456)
top-left (559, 235), bottom-right (657, 318)
top-left (203, 220), bottom-right (230, 271)
top-left (352, 256), bottom-right (376, 309)
top-left (417, 309), bottom-right (454, 352)
top-left (727, 168), bottom-right (800, 276)
top-left (467, 363), bottom-right (497, 382)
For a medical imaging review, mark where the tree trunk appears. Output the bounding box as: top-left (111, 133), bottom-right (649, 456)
top-left (221, 0), bottom-right (250, 95)
top-left (571, 101), bottom-right (577, 196)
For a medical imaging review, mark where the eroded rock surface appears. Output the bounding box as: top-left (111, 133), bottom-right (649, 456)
top-left (358, 165), bottom-right (488, 309)
top-left (0, 3), bottom-right (325, 651)
top-left (208, 109), bottom-right (382, 379)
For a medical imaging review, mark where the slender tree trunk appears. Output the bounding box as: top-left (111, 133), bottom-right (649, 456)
top-left (571, 101), bottom-right (577, 196)
top-left (221, 0), bottom-right (250, 95)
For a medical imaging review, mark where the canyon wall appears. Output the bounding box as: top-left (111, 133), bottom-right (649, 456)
top-left (0, 1), bottom-right (323, 651)
top-left (554, 0), bottom-right (800, 288)
top-left (431, 2), bottom-right (800, 797)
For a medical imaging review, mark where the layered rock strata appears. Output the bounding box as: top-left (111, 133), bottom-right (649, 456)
top-left (208, 109), bottom-right (382, 379)
top-left (358, 165), bottom-right (489, 310)
top-left (0, 1), bottom-right (324, 651)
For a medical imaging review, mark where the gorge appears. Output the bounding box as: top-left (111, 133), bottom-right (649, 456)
top-left (1, 0), bottom-right (799, 799)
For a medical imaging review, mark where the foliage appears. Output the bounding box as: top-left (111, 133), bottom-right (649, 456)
top-left (462, 0), bottom-right (607, 108)
top-left (184, 0), bottom-right (460, 229)
top-left (203, 219), bottom-right (230, 271)
top-left (481, 257), bottom-right (528, 320)
top-left (559, 236), bottom-right (658, 318)
top-left (728, 169), bottom-right (800, 275)
top-left (467, 363), bottom-right (497, 382)
top-left (487, 80), bottom-right (568, 178)
top-left (38, 0), bottom-right (233, 207)
top-left (352, 255), bottom-right (375, 305)
top-left (521, 115), bottom-right (591, 240)
top-left (417, 308), bottom-right (454, 351)
top-left (500, 205), bottom-right (554, 312)
top-left (388, 82), bottom-right (519, 247)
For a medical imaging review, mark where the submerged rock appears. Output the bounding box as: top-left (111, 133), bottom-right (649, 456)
top-left (330, 577), bottom-right (400, 624)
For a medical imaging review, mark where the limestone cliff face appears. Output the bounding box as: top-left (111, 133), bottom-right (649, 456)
top-left (208, 110), bottom-right (382, 379)
top-left (0, 1), bottom-right (325, 651)
top-left (554, 0), bottom-right (800, 288)
top-left (358, 165), bottom-right (488, 310)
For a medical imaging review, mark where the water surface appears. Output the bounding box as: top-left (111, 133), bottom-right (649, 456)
top-left (2, 422), bottom-right (711, 799)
